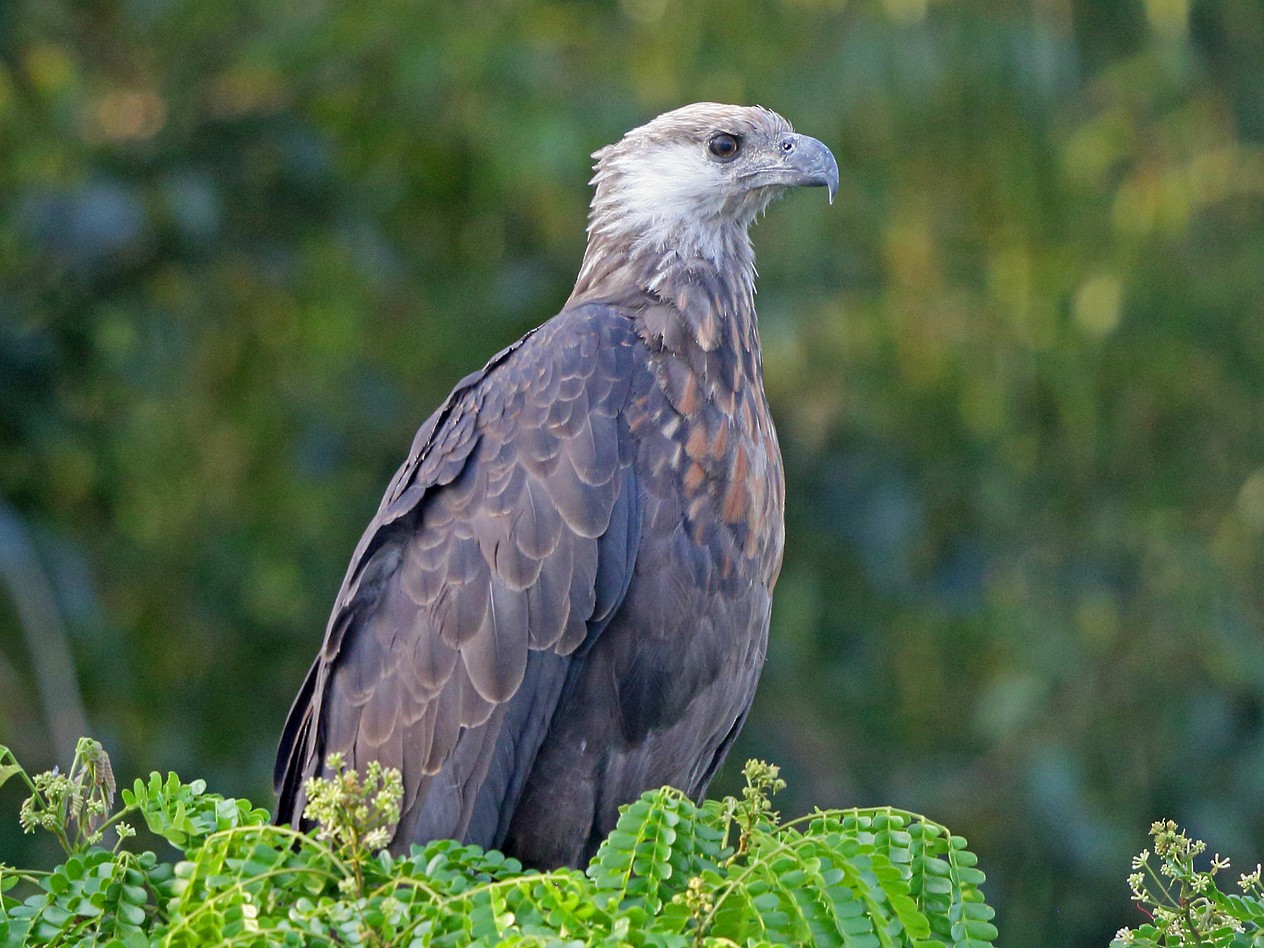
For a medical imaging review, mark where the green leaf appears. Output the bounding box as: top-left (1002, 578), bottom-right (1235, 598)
top-left (0, 764), bottom-right (22, 794)
top-left (2, 746), bottom-right (1003, 946)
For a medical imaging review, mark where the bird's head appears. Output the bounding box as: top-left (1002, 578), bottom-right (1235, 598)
top-left (583, 103), bottom-right (838, 271)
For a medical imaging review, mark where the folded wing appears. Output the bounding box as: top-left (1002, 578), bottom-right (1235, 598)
top-left (274, 306), bottom-right (640, 849)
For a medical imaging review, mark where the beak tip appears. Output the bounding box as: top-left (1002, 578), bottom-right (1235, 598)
top-left (792, 134), bottom-right (840, 207)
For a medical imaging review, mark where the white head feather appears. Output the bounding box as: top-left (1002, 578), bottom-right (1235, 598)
top-left (578, 104), bottom-right (795, 291)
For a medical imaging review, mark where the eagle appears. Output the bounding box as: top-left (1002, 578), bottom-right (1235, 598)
top-left (275, 103), bottom-right (838, 869)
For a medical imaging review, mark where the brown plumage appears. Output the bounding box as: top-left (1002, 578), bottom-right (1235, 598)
top-left (275, 103), bottom-right (838, 868)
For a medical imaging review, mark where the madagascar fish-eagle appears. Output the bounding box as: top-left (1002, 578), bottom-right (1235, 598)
top-left (275, 103), bottom-right (839, 868)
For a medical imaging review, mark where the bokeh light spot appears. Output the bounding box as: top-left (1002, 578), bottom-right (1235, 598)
top-left (1074, 273), bottom-right (1123, 338)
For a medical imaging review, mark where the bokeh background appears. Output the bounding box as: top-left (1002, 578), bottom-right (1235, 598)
top-left (3, 0), bottom-right (1264, 942)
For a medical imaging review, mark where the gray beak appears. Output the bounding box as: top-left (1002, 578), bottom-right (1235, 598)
top-left (781, 134), bottom-right (839, 204)
top-left (741, 133), bottom-right (840, 204)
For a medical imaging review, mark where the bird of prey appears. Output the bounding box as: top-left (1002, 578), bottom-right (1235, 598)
top-left (275, 103), bottom-right (838, 869)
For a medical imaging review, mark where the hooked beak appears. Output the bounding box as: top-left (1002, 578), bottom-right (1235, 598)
top-left (742, 133), bottom-right (840, 204)
top-left (783, 134), bottom-right (839, 203)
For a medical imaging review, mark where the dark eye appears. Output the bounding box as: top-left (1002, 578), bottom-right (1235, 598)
top-left (708, 133), bottom-right (740, 161)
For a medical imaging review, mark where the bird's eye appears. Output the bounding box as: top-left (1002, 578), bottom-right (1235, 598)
top-left (708, 133), bottom-right (741, 161)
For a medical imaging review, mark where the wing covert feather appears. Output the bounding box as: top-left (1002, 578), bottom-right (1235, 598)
top-left (274, 306), bottom-right (641, 846)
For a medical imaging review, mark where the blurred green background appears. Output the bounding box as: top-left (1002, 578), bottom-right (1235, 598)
top-left (3, 0), bottom-right (1264, 942)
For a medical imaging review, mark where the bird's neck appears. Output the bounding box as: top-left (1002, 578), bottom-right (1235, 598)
top-left (569, 220), bottom-right (760, 348)
top-left (570, 227), bottom-right (766, 408)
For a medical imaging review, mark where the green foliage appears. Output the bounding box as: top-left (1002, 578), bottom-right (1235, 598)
top-left (8, 739), bottom-right (117, 854)
top-left (0, 741), bottom-right (996, 946)
top-left (121, 771), bottom-right (272, 851)
top-left (1112, 820), bottom-right (1264, 948)
top-left (302, 752), bottom-right (403, 861)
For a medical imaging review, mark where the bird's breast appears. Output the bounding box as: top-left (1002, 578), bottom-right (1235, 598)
top-left (628, 348), bottom-right (785, 593)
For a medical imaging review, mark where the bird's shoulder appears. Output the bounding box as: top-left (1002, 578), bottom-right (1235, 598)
top-left (321, 300), bottom-right (646, 663)
top-left (374, 302), bottom-right (642, 524)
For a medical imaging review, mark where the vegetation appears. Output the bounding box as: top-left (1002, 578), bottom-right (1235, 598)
top-left (0, 741), bottom-right (995, 946)
top-left (1112, 820), bottom-right (1264, 947)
